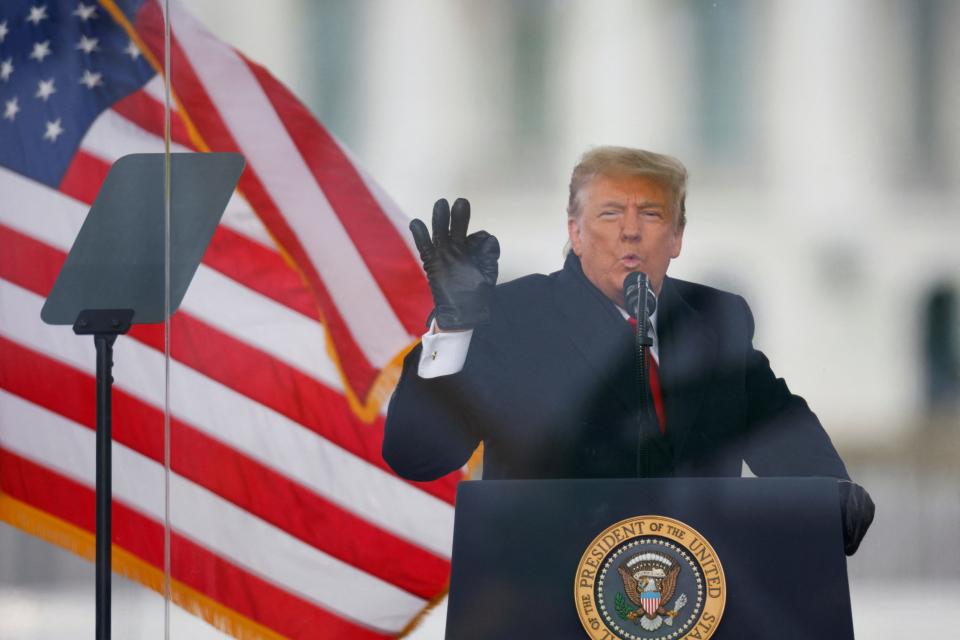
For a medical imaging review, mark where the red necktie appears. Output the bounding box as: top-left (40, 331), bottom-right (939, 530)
top-left (628, 317), bottom-right (666, 434)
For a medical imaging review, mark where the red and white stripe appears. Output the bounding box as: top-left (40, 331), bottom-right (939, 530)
top-left (131, 0), bottom-right (434, 401)
top-left (0, 2), bottom-right (457, 637)
top-left (641, 594), bottom-right (661, 617)
top-left (0, 390), bottom-right (425, 631)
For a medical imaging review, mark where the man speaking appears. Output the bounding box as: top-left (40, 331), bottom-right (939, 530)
top-left (383, 146), bottom-right (873, 555)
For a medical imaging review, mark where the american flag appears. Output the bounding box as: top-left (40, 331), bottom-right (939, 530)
top-left (0, 1), bottom-right (458, 638)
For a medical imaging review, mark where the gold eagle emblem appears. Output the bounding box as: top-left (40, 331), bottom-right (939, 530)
top-left (616, 552), bottom-right (687, 631)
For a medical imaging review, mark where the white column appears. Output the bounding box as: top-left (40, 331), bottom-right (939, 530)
top-left (553, 0), bottom-right (696, 168)
top-left (761, 0), bottom-right (908, 223)
top-left (759, 0), bottom-right (917, 441)
top-left (354, 0), bottom-right (511, 213)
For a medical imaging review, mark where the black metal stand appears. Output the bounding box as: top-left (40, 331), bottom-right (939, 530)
top-left (634, 328), bottom-right (657, 477)
top-left (74, 309), bottom-right (134, 640)
top-left (40, 153), bottom-right (245, 639)
top-left (627, 273), bottom-right (657, 478)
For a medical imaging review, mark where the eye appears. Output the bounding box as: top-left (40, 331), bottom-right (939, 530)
top-left (600, 210), bottom-right (621, 218)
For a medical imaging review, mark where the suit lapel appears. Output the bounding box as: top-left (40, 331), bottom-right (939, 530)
top-left (554, 255), bottom-right (636, 413)
top-left (657, 277), bottom-right (717, 459)
top-left (552, 258), bottom-right (710, 471)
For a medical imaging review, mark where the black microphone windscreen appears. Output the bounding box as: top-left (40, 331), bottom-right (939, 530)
top-left (623, 272), bottom-right (656, 319)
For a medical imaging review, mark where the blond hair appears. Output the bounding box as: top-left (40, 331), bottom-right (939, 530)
top-left (567, 146), bottom-right (688, 229)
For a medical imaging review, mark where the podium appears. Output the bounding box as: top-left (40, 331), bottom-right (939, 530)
top-left (445, 478), bottom-right (853, 639)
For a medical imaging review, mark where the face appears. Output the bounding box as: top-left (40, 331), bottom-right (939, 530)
top-left (568, 174), bottom-right (683, 307)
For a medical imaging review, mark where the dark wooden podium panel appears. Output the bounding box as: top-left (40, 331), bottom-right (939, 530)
top-left (446, 478), bottom-right (852, 639)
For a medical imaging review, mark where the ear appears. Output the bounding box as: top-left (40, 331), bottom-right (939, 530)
top-left (568, 217), bottom-right (583, 256)
top-left (670, 224), bottom-right (684, 259)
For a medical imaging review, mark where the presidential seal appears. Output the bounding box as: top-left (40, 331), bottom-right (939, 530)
top-left (574, 516), bottom-right (725, 640)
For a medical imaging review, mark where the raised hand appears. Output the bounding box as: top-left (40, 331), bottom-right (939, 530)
top-left (410, 198), bottom-right (500, 330)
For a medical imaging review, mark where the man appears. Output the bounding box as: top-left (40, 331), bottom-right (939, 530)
top-left (383, 146), bottom-right (873, 554)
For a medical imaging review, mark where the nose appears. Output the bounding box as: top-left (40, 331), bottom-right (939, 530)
top-left (620, 209), bottom-right (642, 240)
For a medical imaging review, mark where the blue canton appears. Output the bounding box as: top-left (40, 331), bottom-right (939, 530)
top-left (0, 1), bottom-right (155, 186)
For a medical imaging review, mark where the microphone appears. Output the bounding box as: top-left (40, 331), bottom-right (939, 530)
top-left (624, 271), bottom-right (655, 348)
top-left (623, 271), bottom-right (656, 321)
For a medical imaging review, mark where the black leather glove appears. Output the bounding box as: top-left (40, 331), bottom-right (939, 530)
top-left (410, 198), bottom-right (500, 330)
top-left (839, 480), bottom-right (875, 556)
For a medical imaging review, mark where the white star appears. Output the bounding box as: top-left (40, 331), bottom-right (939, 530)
top-left (35, 77), bottom-right (55, 100)
top-left (3, 97), bottom-right (19, 121)
top-left (73, 3), bottom-right (97, 21)
top-left (0, 58), bottom-right (13, 82)
top-left (76, 35), bottom-right (99, 55)
top-left (0, 21), bottom-right (9, 44)
top-left (30, 40), bottom-right (52, 62)
top-left (43, 118), bottom-right (64, 142)
top-left (26, 5), bottom-right (49, 26)
top-left (79, 69), bottom-right (102, 89)
top-left (123, 39), bottom-right (140, 60)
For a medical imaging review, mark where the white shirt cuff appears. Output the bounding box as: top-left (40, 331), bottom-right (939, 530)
top-left (417, 322), bottom-right (474, 378)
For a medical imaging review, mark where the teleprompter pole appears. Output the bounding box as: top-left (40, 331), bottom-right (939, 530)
top-left (75, 309), bottom-right (134, 640)
top-left (94, 333), bottom-right (115, 640)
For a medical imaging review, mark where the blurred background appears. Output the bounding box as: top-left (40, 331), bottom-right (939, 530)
top-left (2, 0), bottom-right (958, 638)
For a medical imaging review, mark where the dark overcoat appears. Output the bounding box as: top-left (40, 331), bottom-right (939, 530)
top-left (383, 254), bottom-right (849, 482)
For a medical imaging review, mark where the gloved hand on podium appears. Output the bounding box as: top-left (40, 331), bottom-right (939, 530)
top-left (839, 480), bottom-right (875, 556)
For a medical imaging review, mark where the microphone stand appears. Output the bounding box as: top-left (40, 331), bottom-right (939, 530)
top-left (634, 298), bottom-right (653, 478)
top-left (630, 274), bottom-right (656, 478)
